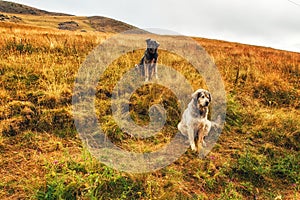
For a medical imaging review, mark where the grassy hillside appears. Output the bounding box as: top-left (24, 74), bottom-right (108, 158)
top-left (0, 5), bottom-right (299, 200)
top-left (0, 1), bottom-right (136, 33)
top-left (0, 1), bottom-right (71, 16)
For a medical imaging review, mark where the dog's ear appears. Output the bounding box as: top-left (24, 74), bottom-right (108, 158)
top-left (146, 38), bottom-right (151, 45)
top-left (191, 90), bottom-right (200, 100)
top-left (155, 41), bottom-right (160, 48)
top-left (207, 92), bottom-right (212, 102)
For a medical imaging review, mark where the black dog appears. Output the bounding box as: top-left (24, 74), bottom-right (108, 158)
top-left (135, 39), bottom-right (160, 81)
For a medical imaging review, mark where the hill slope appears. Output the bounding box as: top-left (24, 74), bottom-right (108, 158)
top-left (0, 1), bottom-right (299, 200)
top-left (0, 1), bottom-right (136, 32)
top-left (0, 0), bottom-right (71, 16)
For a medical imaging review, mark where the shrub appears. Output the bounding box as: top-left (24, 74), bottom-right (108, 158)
top-left (231, 152), bottom-right (269, 186)
top-left (271, 153), bottom-right (300, 184)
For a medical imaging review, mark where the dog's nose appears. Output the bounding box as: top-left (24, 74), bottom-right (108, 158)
top-left (205, 101), bottom-right (209, 106)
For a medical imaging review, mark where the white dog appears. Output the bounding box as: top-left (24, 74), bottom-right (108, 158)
top-left (178, 89), bottom-right (212, 152)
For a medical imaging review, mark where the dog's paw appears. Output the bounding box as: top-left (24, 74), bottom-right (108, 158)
top-left (191, 143), bottom-right (197, 151)
top-left (215, 115), bottom-right (222, 125)
top-left (202, 141), bottom-right (207, 147)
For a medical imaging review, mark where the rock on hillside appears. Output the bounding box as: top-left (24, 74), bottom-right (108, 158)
top-left (0, 13), bottom-right (22, 22)
top-left (58, 21), bottom-right (79, 31)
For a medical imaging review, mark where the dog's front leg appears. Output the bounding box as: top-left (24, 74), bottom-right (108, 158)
top-left (195, 123), bottom-right (204, 152)
top-left (144, 61), bottom-right (149, 81)
top-left (153, 59), bottom-right (158, 79)
top-left (188, 127), bottom-right (196, 151)
top-left (202, 121), bottom-right (211, 147)
top-left (148, 60), bottom-right (156, 81)
top-left (145, 63), bottom-right (150, 82)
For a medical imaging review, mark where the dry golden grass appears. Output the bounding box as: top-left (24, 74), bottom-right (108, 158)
top-left (0, 17), bottom-right (299, 199)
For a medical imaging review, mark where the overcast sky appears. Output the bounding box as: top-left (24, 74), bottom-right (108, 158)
top-left (9, 0), bottom-right (300, 53)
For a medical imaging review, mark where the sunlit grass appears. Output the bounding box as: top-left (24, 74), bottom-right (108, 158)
top-left (0, 18), bottom-right (299, 199)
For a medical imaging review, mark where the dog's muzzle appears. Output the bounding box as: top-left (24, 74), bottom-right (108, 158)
top-left (148, 48), bottom-right (155, 53)
top-left (205, 101), bottom-right (209, 106)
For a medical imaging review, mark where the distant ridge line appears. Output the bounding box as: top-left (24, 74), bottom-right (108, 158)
top-left (0, 0), bottom-right (73, 16)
